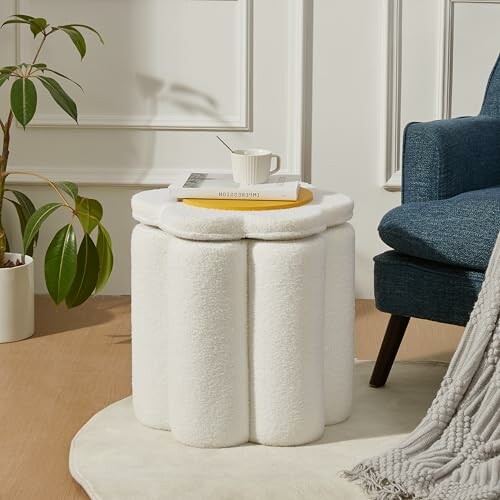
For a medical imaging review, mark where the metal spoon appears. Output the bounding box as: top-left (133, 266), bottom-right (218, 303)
top-left (217, 135), bottom-right (234, 153)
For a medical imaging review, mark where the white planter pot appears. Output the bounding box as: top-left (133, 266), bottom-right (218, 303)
top-left (0, 253), bottom-right (35, 343)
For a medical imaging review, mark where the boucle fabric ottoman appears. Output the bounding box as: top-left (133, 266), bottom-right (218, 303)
top-left (131, 187), bottom-right (355, 448)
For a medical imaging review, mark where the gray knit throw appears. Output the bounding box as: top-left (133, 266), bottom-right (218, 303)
top-left (345, 234), bottom-right (500, 499)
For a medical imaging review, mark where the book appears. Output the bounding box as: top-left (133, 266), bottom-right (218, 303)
top-left (170, 173), bottom-right (301, 201)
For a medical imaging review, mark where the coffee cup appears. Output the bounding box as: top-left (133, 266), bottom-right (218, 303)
top-left (231, 149), bottom-right (280, 185)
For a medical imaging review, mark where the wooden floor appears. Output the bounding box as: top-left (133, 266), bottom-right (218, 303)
top-left (0, 297), bottom-right (463, 500)
top-left (355, 300), bottom-right (463, 362)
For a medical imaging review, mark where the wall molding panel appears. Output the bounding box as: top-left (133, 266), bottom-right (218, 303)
top-left (383, 0), bottom-right (402, 192)
top-left (7, 167), bottom-right (223, 188)
top-left (17, 0), bottom-right (251, 131)
top-left (287, 0), bottom-right (314, 182)
top-left (440, 0), bottom-right (500, 118)
top-left (383, 0), bottom-right (500, 191)
top-left (10, 0), bottom-right (313, 185)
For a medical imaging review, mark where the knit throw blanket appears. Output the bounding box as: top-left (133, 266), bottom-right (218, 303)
top-left (346, 234), bottom-right (500, 500)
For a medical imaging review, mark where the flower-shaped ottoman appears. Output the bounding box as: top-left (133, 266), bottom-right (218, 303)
top-left (131, 187), bottom-right (355, 448)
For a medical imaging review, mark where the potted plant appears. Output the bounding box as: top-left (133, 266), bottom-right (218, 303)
top-left (0, 14), bottom-right (113, 343)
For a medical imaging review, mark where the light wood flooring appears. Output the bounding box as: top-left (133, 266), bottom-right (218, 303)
top-left (0, 297), bottom-right (463, 500)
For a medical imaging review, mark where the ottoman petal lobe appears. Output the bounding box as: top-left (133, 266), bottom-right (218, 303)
top-left (131, 225), bottom-right (171, 430)
top-left (249, 235), bottom-right (326, 446)
top-left (323, 224), bottom-right (355, 425)
top-left (166, 238), bottom-right (249, 448)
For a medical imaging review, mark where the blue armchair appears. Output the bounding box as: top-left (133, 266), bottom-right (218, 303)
top-left (370, 55), bottom-right (500, 387)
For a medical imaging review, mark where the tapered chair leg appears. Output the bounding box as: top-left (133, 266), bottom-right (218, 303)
top-left (369, 315), bottom-right (410, 388)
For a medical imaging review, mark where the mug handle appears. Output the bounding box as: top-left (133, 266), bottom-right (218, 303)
top-left (270, 154), bottom-right (280, 175)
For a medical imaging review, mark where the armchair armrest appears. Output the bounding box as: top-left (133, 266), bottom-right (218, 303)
top-left (402, 116), bottom-right (500, 203)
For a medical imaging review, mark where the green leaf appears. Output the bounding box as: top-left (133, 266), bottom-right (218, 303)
top-left (31, 17), bottom-right (47, 29)
top-left (10, 78), bottom-right (37, 128)
top-left (0, 66), bottom-right (17, 74)
top-left (13, 15), bottom-right (35, 22)
top-left (59, 24), bottom-right (104, 44)
top-left (5, 198), bottom-right (28, 244)
top-left (23, 203), bottom-right (63, 254)
top-left (0, 74), bottom-right (9, 88)
top-left (7, 189), bottom-right (36, 218)
top-left (76, 196), bottom-right (102, 234)
top-left (42, 68), bottom-right (83, 91)
top-left (60, 27), bottom-right (86, 59)
top-left (65, 234), bottom-right (99, 308)
top-left (36, 76), bottom-right (77, 122)
top-left (30, 18), bottom-right (47, 37)
top-left (45, 224), bottom-right (77, 304)
top-left (5, 190), bottom-right (37, 254)
top-left (58, 181), bottom-right (78, 201)
top-left (1, 19), bottom-right (30, 28)
top-left (96, 224), bottom-right (113, 292)
top-left (32, 63), bottom-right (47, 69)
top-left (30, 25), bottom-right (41, 37)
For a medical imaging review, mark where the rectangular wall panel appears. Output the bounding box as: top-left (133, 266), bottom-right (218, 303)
top-left (384, 0), bottom-right (500, 190)
top-left (18, 0), bottom-right (249, 129)
top-left (2, 0), bottom-right (311, 185)
top-left (451, 3), bottom-right (500, 117)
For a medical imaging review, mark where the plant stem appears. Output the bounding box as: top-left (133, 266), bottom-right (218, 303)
top-left (0, 176), bottom-right (6, 266)
top-left (0, 111), bottom-right (13, 266)
top-left (26, 30), bottom-right (52, 78)
top-left (31, 33), bottom-right (48, 66)
top-left (0, 27), bottom-right (60, 266)
top-left (4, 171), bottom-right (72, 208)
top-left (1, 111), bottom-right (13, 174)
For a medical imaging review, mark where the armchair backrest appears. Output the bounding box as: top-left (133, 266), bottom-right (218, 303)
top-left (480, 54), bottom-right (500, 117)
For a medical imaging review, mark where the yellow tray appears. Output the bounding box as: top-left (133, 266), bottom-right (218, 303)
top-left (182, 187), bottom-right (313, 211)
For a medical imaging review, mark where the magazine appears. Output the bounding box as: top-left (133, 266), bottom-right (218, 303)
top-left (170, 173), bottom-right (301, 201)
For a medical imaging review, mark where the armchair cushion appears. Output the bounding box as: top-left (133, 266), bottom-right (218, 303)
top-left (379, 186), bottom-right (500, 271)
top-left (402, 116), bottom-right (500, 203)
top-left (374, 251), bottom-right (484, 326)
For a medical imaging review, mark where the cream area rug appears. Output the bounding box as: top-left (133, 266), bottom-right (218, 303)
top-left (70, 361), bottom-right (447, 500)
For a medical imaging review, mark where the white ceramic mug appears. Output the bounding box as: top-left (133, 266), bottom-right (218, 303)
top-left (231, 149), bottom-right (280, 184)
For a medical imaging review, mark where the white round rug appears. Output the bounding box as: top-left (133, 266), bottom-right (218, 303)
top-left (70, 361), bottom-right (447, 500)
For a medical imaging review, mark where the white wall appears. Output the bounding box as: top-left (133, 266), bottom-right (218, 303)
top-left (312, 0), bottom-right (500, 298)
top-left (1, 0), bottom-right (308, 295)
top-left (451, 3), bottom-right (500, 116)
top-left (311, 0), bottom-right (399, 298)
top-left (3, 0), bottom-right (396, 299)
top-left (1, 0), bottom-right (307, 184)
top-left (6, 1), bottom-right (496, 299)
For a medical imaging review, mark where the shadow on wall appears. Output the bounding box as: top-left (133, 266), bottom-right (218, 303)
top-left (136, 73), bottom-right (229, 124)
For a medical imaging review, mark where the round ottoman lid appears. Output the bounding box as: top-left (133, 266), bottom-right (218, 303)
top-left (131, 186), bottom-right (353, 241)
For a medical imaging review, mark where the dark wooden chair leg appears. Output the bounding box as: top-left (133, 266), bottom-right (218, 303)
top-left (369, 315), bottom-right (410, 388)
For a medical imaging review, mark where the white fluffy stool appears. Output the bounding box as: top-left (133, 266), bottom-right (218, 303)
top-left (131, 187), bottom-right (355, 448)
